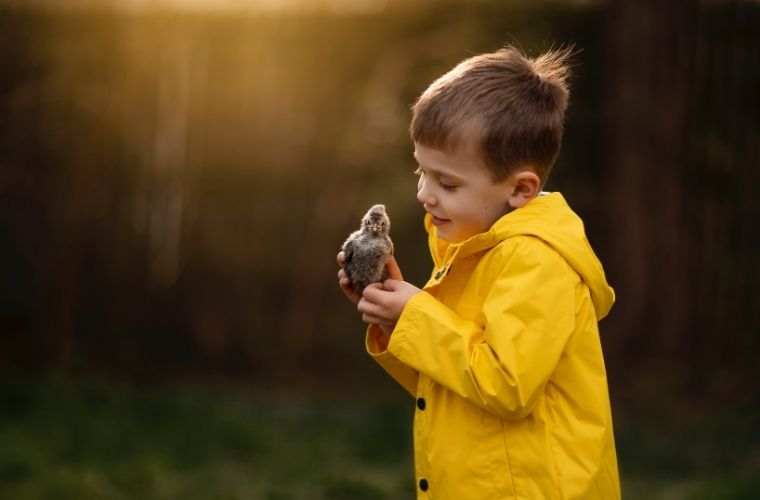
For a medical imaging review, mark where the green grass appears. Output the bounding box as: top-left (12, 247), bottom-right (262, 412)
top-left (0, 379), bottom-right (415, 500)
top-left (0, 379), bottom-right (757, 499)
top-left (616, 408), bottom-right (760, 500)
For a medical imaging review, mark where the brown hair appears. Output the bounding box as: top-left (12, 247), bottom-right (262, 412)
top-left (410, 45), bottom-right (573, 184)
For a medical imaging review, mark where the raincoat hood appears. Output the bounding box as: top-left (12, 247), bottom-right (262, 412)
top-left (427, 192), bottom-right (615, 320)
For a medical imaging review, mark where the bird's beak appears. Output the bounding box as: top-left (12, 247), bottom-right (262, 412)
top-left (371, 224), bottom-right (381, 234)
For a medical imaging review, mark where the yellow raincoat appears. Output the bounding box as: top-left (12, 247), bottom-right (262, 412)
top-left (367, 193), bottom-right (620, 499)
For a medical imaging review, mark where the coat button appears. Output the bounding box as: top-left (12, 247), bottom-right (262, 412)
top-left (419, 478), bottom-right (429, 491)
top-left (416, 397), bottom-right (426, 410)
top-left (435, 264), bottom-right (451, 279)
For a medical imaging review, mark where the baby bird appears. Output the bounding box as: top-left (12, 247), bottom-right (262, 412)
top-left (341, 204), bottom-right (394, 293)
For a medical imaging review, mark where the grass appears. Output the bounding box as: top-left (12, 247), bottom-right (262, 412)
top-left (0, 378), bottom-right (758, 499)
top-left (615, 406), bottom-right (760, 500)
top-left (0, 378), bottom-right (415, 500)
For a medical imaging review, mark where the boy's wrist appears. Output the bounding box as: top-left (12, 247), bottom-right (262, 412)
top-left (368, 324), bottom-right (393, 352)
top-left (378, 324), bottom-right (393, 338)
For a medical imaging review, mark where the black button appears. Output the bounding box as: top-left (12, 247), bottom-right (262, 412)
top-left (416, 397), bottom-right (426, 410)
top-left (435, 264), bottom-right (451, 279)
top-left (419, 478), bottom-right (429, 491)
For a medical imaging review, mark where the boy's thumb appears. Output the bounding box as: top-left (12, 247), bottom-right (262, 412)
top-left (385, 255), bottom-right (403, 281)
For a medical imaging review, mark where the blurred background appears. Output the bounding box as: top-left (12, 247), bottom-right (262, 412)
top-left (1, 0), bottom-right (758, 498)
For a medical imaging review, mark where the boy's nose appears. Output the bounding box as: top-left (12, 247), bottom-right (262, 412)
top-left (417, 180), bottom-right (436, 206)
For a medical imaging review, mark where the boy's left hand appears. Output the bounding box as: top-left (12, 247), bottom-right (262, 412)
top-left (358, 279), bottom-right (421, 331)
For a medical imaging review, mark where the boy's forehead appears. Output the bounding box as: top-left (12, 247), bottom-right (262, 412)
top-left (414, 125), bottom-right (482, 155)
top-left (412, 142), bottom-right (460, 160)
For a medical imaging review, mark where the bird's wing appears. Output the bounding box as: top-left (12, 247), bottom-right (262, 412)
top-left (343, 237), bottom-right (356, 263)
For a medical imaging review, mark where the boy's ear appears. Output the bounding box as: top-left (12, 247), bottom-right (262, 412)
top-left (507, 170), bottom-right (541, 209)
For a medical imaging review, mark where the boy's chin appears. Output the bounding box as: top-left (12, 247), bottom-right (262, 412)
top-left (437, 228), bottom-right (469, 244)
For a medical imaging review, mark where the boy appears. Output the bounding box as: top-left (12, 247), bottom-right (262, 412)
top-left (337, 46), bottom-right (620, 499)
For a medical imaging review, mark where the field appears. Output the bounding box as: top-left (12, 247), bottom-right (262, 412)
top-left (1, 379), bottom-right (758, 500)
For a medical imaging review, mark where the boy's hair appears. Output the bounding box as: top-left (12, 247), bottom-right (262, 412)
top-left (411, 45), bottom-right (573, 185)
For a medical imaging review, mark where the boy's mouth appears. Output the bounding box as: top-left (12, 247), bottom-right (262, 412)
top-left (429, 214), bottom-right (450, 226)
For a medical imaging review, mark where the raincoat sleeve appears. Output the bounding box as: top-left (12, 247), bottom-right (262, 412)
top-left (366, 324), bottom-right (419, 397)
top-left (387, 237), bottom-right (577, 419)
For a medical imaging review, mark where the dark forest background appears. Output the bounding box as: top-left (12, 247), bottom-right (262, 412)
top-left (1, 0), bottom-right (758, 498)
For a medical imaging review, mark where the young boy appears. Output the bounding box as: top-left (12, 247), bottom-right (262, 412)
top-left (337, 46), bottom-right (620, 499)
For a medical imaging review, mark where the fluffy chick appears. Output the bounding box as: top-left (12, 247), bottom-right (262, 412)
top-left (341, 204), bottom-right (394, 293)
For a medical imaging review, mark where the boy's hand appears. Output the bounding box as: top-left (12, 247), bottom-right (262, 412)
top-left (358, 279), bottom-right (421, 332)
top-left (337, 253), bottom-right (404, 305)
top-left (337, 251), bottom-right (414, 336)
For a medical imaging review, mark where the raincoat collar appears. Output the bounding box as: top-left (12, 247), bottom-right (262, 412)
top-left (425, 192), bottom-right (615, 320)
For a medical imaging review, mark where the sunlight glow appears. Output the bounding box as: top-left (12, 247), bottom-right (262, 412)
top-left (0, 0), bottom-right (391, 13)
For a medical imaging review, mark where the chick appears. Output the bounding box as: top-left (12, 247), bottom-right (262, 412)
top-left (341, 204), bottom-right (394, 293)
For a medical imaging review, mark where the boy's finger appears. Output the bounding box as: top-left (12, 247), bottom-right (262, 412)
top-left (385, 255), bottom-right (403, 281)
top-left (357, 297), bottom-right (376, 315)
top-left (337, 252), bottom-right (345, 266)
top-left (346, 290), bottom-right (362, 305)
top-left (339, 280), bottom-right (361, 304)
top-left (361, 313), bottom-right (387, 325)
top-left (360, 311), bottom-right (394, 328)
top-left (360, 308), bottom-right (391, 325)
top-left (380, 279), bottom-right (402, 291)
top-left (361, 283), bottom-right (387, 303)
top-left (358, 296), bottom-right (389, 319)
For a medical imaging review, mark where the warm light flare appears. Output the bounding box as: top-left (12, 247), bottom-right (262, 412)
top-left (0, 0), bottom-right (390, 13)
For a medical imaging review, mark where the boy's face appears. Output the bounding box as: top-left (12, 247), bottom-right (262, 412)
top-left (414, 141), bottom-right (517, 243)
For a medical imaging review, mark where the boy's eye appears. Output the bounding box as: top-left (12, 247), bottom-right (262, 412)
top-left (414, 166), bottom-right (457, 191)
